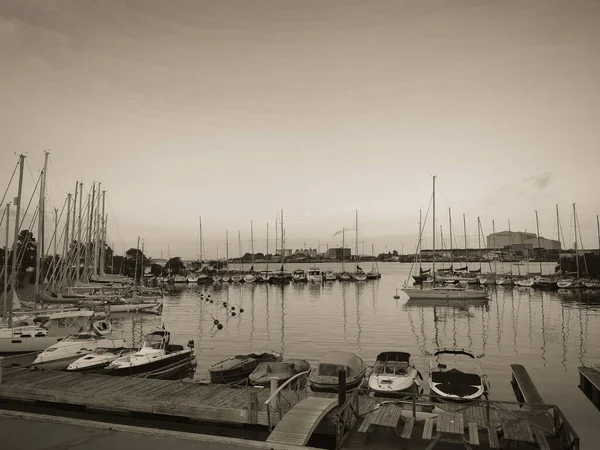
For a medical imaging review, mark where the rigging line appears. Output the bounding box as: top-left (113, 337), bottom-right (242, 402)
top-left (106, 196), bottom-right (126, 254)
top-left (44, 196), bottom-right (68, 257)
top-left (49, 159), bottom-right (65, 198)
top-left (405, 193), bottom-right (434, 283)
top-left (0, 160), bottom-right (19, 211)
top-left (17, 169), bottom-right (42, 234)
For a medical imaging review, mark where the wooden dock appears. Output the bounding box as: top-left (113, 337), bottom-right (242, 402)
top-left (0, 368), bottom-right (280, 426)
top-left (578, 366), bottom-right (600, 410)
top-left (510, 363), bottom-right (554, 433)
top-left (266, 396), bottom-right (339, 446)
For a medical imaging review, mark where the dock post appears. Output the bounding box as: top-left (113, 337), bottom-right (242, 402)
top-left (412, 382), bottom-right (417, 418)
top-left (270, 377), bottom-right (279, 410)
top-left (0, 356), bottom-right (3, 383)
top-left (338, 368), bottom-right (346, 406)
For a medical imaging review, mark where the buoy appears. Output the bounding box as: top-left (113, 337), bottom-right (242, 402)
top-left (231, 312), bottom-right (236, 316)
top-left (210, 300), bottom-right (213, 303)
top-left (222, 302), bottom-right (227, 307)
top-left (393, 288), bottom-right (400, 300)
top-left (239, 308), bottom-right (244, 313)
top-left (217, 323), bottom-right (223, 330)
top-left (230, 306), bottom-right (235, 311)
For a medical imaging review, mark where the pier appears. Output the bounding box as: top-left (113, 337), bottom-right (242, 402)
top-left (578, 365), bottom-right (600, 410)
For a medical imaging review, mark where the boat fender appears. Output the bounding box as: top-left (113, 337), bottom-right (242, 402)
top-left (187, 339), bottom-right (195, 349)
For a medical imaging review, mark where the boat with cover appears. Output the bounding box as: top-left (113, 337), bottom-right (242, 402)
top-left (292, 269), bottom-right (308, 282)
top-left (106, 330), bottom-right (196, 380)
top-left (209, 351), bottom-right (282, 384)
top-left (428, 348), bottom-right (487, 402)
top-left (66, 346), bottom-right (137, 372)
top-left (309, 351), bottom-right (367, 392)
top-left (368, 351), bottom-right (422, 397)
top-left (32, 333), bottom-right (126, 370)
top-left (249, 359), bottom-right (311, 387)
top-left (307, 266), bottom-right (322, 283)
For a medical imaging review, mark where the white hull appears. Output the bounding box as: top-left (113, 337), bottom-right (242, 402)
top-left (368, 371), bottom-right (420, 396)
top-left (230, 275), bottom-right (243, 283)
top-left (0, 335), bottom-right (63, 355)
top-left (403, 288), bottom-right (488, 300)
top-left (109, 302), bottom-right (162, 314)
top-left (243, 274), bottom-right (257, 283)
top-left (33, 337), bottom-right (127, 370)
top-left (429, 380), bottom-right (484, 402)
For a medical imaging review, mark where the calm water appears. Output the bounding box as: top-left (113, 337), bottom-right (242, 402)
top-left (110, 262), bottom-right (600, 447)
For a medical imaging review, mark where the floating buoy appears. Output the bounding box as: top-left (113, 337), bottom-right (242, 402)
top-left (239, 308), bottom-right (244, 313)
top-left (217, 323), bottom-right (223, 330)
top-left (230, 306), bottom-right (235, 311)
top-left (231, 312), bottom-right (236, 316)
top-left (393, 288), bottom-right (400, 300)
top-left (222, 302), bottom-right (228, 307)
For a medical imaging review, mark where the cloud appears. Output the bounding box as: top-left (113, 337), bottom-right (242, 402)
top-left (524, 172), bottom-right (552, 189)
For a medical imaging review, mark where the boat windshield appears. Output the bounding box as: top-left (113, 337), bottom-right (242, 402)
top-left (373, 361), bottom-right (409, 375)
top-left (143, 334), bottom-right (166, 349)
top-left (93, 348), bottom-right (109, 354)
top-left (318, 363), bottom-right (347, 377)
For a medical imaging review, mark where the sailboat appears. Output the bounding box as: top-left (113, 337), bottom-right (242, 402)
top-left (353, 211), bottom-right (367, 281)
top-left (212, 245), bottom-right (222, 283)
top-left (243, 221), bottom-right (257, 283)
top-left (557, 204), bottom-right (585, 289)
top-left (270, 210), bottom-right (291, 284)
top-left (196, 216), bottom-right (210, 284)
top-left (221, 230), bottom-right (231, 282)
top-left (339, 228), bottom-right (352, 281)
top-left (366, 244), bottom-right (381, 279)
top-left (403, 177), bottom-right (489, 300)
top-left (230, 231), bottom-right (244, 283)
top-left (258, 222), bottom-right (272, 283)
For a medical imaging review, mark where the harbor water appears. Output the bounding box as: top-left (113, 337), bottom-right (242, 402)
top-left (106, 262), bottom-right (599, 447)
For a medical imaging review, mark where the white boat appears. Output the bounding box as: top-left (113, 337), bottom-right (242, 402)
top-left (292, 269), bottom-right (308, 282)
top-left (324, 270), bottom-right (337, 281)
top-left (368, 352), bottom-right (422, 397)
top-left (186, 274), bottom-right (199, 283)
top-left (258, 270), bottom-right (272, 283)
top-left (495, 277), bottom-right (513, 286)
top-left (353, 270), bottom-right (367, 281)
top-left (0, 310), bottom-right (101, 356)
top-left (108, 302), bottom-right (162, 314)
top-left (309, 351), bottom-right (367, 393)
top-left (221, 273), bottom-right (231, 283)
top-left (32, 333), bottom-right (127, 370)
top-left (244, 222), bottom-right (257, 283)
top-left (339, 272), bottom-right (352, 281)
top-left (557, 277), bottom-right (583, 289)
top-left (66, 346), bottom-right (137, 372)
top-left (106, 330), bottom-right (196, 380)
top-left (243, 272), bottom-right (257, 283)
top-left (230, 273), bottom-right (243, 283)
top-left (173, 275), bottom-right (187, 283)
top-left (515, 278), bottom-right (535, 287)
top-left (307, 266), bottom-right (322, 283)
top-left (428, 348), bottom-right (486, 402)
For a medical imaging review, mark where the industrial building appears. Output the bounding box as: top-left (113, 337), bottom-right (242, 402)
top-left (327, 248), bottom-right (351, 260)
top-left (487, 231), bottom-right (560, 251)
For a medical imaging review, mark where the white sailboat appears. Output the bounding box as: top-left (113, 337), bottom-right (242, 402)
top-left (221, 230), bottom-right (231, 282)
top-left (243, 221), bottom-right (257, 283)
top-left (403, 177), bottom-right (489, 300)
top-left (353, 211), bottom-right (367, 281)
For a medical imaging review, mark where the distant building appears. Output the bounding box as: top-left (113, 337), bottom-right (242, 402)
top-left (487, 231), bottom-right (536, 249)
top-left (327, 247), bottom-right (351, 260)
top-left (523, 237), bottom-right (561, 251)
top-left (276, 249), bottom-right (293, 257)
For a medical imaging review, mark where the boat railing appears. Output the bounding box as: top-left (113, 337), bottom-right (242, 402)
top-left (264, 369), bottom-right (311, 430)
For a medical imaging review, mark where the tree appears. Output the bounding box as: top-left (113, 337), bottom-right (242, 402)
top-left (164, 257), bottom-right (185, 274)
top-left (150, 263), bottom-right (163, 276)
top-left (17, 229), bottom-right (37, 271)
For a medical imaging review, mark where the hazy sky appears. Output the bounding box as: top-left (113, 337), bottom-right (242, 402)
top-left (1, 0), bottom-right (599, 259)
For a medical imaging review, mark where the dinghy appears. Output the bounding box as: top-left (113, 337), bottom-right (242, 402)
top-left (209, 351), bottom-right (282, 384)
top-left (309, 351), bottom-right (366, 392)
top-left (249, 359), bottom-right (311, 387)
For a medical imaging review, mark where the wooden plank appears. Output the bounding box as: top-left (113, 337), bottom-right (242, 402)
top-left (488, 425), bottom-right (501, 449)
top-left (468, 422), bottom-right (479, 446)
top-left (401, 417), bottom-right (415, 439)
top-left (533, 429), bottom-right (551, 450)
top-left (511, 364), bottom-right (544, 404)
top-left (579, 367), bottom-right (600, 390)
top-left (423, 417), bottom-right (434, 440)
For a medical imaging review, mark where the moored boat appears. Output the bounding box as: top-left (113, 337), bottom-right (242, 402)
top-left (209, 351), bottom-right (282, 384)
top-left (309, 351), bottom-right (366, 392)
top-left (368, 351), bottom-right (422, 397)
top-left (428, 348), bottom-right (486, 402)
top-left (292, 269), bottom-right (308, 282)
top-left (249, 359), bottom-right (311, 387)
top-left (307, 266), bottom-right (322, 283)
top-left (66, 346), bottom-right (137, 372)
top-left (324, 270), bottom-right (337, 281)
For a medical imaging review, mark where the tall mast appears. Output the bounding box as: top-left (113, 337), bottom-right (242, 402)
top-left (432, 176), bottom-right (436, 284)
top-left (556, 205), bottom-right (561, 274)
top-left (35, 151), bottom-right (49, 301)
top-left (448, 208), bottom-right (453, 267)
top-left (463, 214), bottom-right (468, 267)
top-left (141, 239), bottom-right (145, 279)
top-left (63, 194), bottom-right (72, 284)
top-left (100, 190), bottom-right (106, 276)
top-left (9, 155), bottom-right (25, 327)
top-left (535, 210), bottom-right (542, 275)
top-left (94, 183), bottom-right (101, 277)
top-left (342, 227), bottom-right (346, 272)
top-left (573, 203), bottom-right (580, 278)
top-left (266, 222), bottom-right (269, 272)
top-left (492, 220), bottom-right (497, 274)
top-left (275, 217), bottom-right (278, 258)
top-left (238, 230), bottom-right (244, 272)
top-left (225, 230), bottom-right (229, 273)
top-left (72, 181), bottom-right (77, 260)
top-left (355, 210), bottom-right (359, 270)
top-left (477, 217), bottom-right (482, 272)
top-left (133, 236), bottom-right (140, 284)
top-left (87, 182), bottom-right (95, 279)
top-left (597, 215), bottom-right (599, 253)
top-left (76, 183), bottom-right (82, 281)
top-left (419, 208), bottom-right (422, 271)
top-left (508, 219), bottom-right (513, 276)
top-left (280, 209), bottom-right (285, 272)
top-left (3, 203), bottom-right (10, 320)
top-left (250, 220), bottom-right (254, 268)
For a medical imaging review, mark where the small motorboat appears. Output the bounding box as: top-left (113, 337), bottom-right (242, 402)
top-left (307, 266), bottom-right (322, 283)
top-left (339, 272), bottom-right (352, 281)
top-left (249, 359), bottom-right (311, 387)
top-left (32, 333), bottom-right (127, 370)
top-left (106, 330), bottom-right (196, 380)
top-left (66, 346), bottom-right (137, 372)
top-left (309, 351), bottom-right (367, 392)
top-left (428, 348), bottom-right (486, 402)
top-left (209, 351), bottom-right (282, 384)
top-left (292, 269), bottom-right (308, 282)
top-left (186, 274), bottom-right (199, 283)
top-left (324, 271), bottom-right (337, 281)
top-left (173, 275), bottom-right (188, 283)
top-left (368, 352), bottom-right (422, 397)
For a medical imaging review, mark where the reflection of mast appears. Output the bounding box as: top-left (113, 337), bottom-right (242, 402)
top-left (510, 286), bottom-right (517, 355)
top-left (540, 292), bottom-right (547, 364)
top-left (265, 284), bottom-right (270, 345)
top-left (279, 284), bottom-right (285, 355)
top-left (433, 307), bottom-right (441, 349)
top-left (342, 281), bottom-right (347, 343)
top-left (495, 288), bottom-right (501, 353)
top-left (561, 299), bottom-right (567, 372)
top-left (355, 282), bottom-right (363, 353)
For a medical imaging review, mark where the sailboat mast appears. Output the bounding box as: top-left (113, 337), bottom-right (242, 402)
top-left (597, 215), bottom-right (599, 253)
top-left (492, 220), bottom-right (497, 274)
top-left (133, 236), bottom-right (140, 284)
top-left (226, 230), bottom-right (229, 273)
top-left (199, 216), bottom-right (203, 263)
top-left (448, 208), bottom-right (453, 267)
top-left (100, 190), bottom-right (106, 276)
top-left (535, 210), bottom-right (542, 275)
top-left (342, 227), bottom-right (346, 272)
top-left (419, 208), bottom-right (422, 271)
top-left (266, 222), bottom-right (269, 272)
top-left (76, 182), bottom-right (82, 281)
top-left (238, 230), bottom-right (243, 272)
top-left (508, 219), bottom-right (513, 276)
top-left (35, 151), bottom-right (49, 301)
top-left (477, 216), bottom-right (482, 272)
top-left (281, 209), bottom-right (285, 272)
top-left (8, 154), bottom-right (25, 327)
top-left (573, 203), bottom-right (580, 278)
top-left (93, 183), bottom-right (101, 276)
top-left (556, 205), bottom-right (562, 274)
top-left (432, 176), bottom-right (436, 284)
top-left (250, 220), bottom-right (254, 268)
top-left (355, 210), bottom-right (359, 269)
top-left (463, 214), bottom-right (468, 267)
top-left (3, 203), bottom-right (10, 320)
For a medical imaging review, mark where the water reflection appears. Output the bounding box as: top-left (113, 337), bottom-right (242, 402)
top-left (341, 282), bottom-right (347, 343)
top-left (355, 282), bottom-right (364, 353)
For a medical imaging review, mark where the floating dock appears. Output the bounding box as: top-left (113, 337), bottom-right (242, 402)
top-left (578, 365), bottom-right (600, 410)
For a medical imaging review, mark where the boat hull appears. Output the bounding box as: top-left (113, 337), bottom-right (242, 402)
top-left (107, 350), bottom-right (195, 380)
top-left (309, 375), bottom-right (363, 393)
top-left (0, 336), bottom-right (64, 356)
top-left (403, 288), bottom-right (488, 300)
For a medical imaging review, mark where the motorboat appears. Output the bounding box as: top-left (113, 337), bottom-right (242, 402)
top-left (307, 266), bottom-right (322, 283)
top-left (495, 277), bottom-right (513, 286)
top-left (186, 274), bottom-right (199, 283)
top-left (368, 352), bottom-right (422, 397)
top-left (208, 351), bottom-right (282, 384)
top-left (249, 359), bottom-right (311, 387)
top-left (220, 273), bottom-right (231, 283)
top-left (515, 278), bottom-right (535, 287)
top-left (212, 274), bottom-right (222, 283)
top-left (292, 269), bottom-right (308, 282)
top-left (324, 271), bottom-right (337, 281)
top-left (366, 270), bottom-right (381, 280)
top-left (106, 330), bottom-right (196, 380)
top-left (428, 348), bottom-right (486, 402)
top-left (32, 333), bottom-right (127, 370)
top-left (339, 272), bottom-right (352, 281)
top-left (0, 310), bottom-right (102, 356)
top-left (557, 277), bottom-right (584, 289)
top-left (309, 351), bottom-right (367, 392)
top-left (173, 275), bottom-right (187, 283)
top-left (66, 346), bottom-right (137, 372)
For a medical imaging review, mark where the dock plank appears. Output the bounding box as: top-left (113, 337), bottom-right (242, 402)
top-left (401, 417), bottom-right (415, 439)
top-left (468, 422), bottom-right (479, 446)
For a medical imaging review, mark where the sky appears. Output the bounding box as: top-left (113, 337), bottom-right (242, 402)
top-left (1, 0), bottom-right (599, 259)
